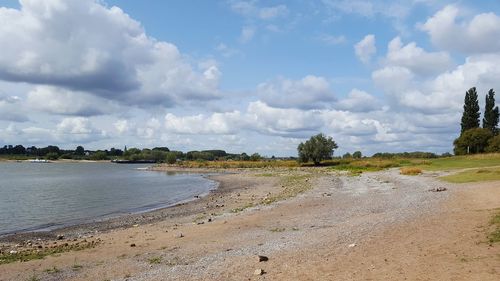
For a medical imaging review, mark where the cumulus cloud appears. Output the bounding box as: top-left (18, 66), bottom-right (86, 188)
top-left (0, 0), bottom-right (220, 106)
top-left (421, 5), bottom-right (500, 54)
top-left (334, 89), bottom-right (381, 112)
top-left (257, 75), bottom-right (335, 109)
top-left (0, 93), bottom-right (29, 122)
top-left (385, 37), bottom-right (452, 76)
top-left (259, 5), bottom-right (288, 20)
top-left (246, 101), bottom-right (323, 136)
top-left (164, 111), bottom-right (242, 135)
top-left (26, 86), bottom-right (119, 116)
top-left (354, 35), bottom-right (376, 64)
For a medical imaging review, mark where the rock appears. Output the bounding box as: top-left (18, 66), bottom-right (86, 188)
top-left (254, 268), bottom-right (264, 275)
top-left (130, 243), bottom-right (136, 247)
top-left (257, 255), bottom-right (269, 262)
top-left (56, 234), bottom-right (64, 240)
top-left (429, 187), bottom-right (447, 192)
top-left (207, 218), bottom-right (212, 222)
top-left (9, 250), bottom-right (17, 254)
top-left (175, 233), bottom-right (184, 238)
top-left (348, 243), bottom-right (357, 248)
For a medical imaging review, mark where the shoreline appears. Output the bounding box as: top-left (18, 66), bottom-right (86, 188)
top-left (0, 168), bottom-right (223, 243)
top-left (1, 168), bottom-right (499, 280)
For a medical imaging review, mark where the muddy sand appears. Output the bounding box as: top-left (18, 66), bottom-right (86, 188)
top-left (0, 167), bottom-right (499, 280)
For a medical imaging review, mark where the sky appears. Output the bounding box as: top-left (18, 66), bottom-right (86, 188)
top-left (1, 0), bottom-right (500, 156)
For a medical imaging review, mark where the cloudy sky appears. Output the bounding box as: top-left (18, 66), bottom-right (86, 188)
top-left (1, 0), bottom-right (499, 156)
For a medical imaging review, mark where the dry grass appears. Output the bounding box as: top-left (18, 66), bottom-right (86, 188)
top-left (176, 160), bottom-right (299, 169)
top-left (400, 167), bottom-right (423, 175)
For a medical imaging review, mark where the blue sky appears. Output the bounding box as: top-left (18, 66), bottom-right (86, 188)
top-left (0, 0), bottom-right (500, 156)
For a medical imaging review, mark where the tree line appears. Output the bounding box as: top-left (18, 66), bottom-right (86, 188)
top-left (0, 144), bottom-right (263, 163)
top-left (454, 87), bottom-right (500, 154)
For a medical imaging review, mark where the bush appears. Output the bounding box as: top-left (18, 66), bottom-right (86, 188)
top-left (454, 128), bottom-right (493, 155)
top-left (486, 135), bottom-right (500, 152)
top-left (45, 152), bottom-right (59, 160)
top-left (400, 167), bottom-right (422, 175)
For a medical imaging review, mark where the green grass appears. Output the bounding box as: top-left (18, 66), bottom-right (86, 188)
top-left (420, 153), bottom-right (500, 171)
top-left (148, 256), bottom-right (162, 264)
top-left (0, 241), bottom-right (97, 265)
top-left (440, 167), bottom-right (500, 183)
top-left (488, 210), bottom-right (500, 243)
top-left (44, 266), bottom-right (61, 274)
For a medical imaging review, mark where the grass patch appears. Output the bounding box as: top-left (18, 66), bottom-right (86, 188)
top-left (0, 241), bottom-right (97, 265)
top-left (269, 227), bottom-right (286, 232)
top-left (176, 160), bottom-right (299, 169)
top-left (400, 167), bottom-right (423, 175)
top-left (440, 167), bottom-right (500, 183)
top-left (421, 153), bottom-right (500, 171)
top-left (260, 174), bottom-right (313, 205)
top-left (44, 266), bottom-right (60, 274)
top-left (230, 202), bottom-right (254, 213)
top-left (71, 264), bottom-right (83, 271)
top-left (148, 256), bottom-right (162, 264)
top-left (488, 211), bottom-right (500, 244)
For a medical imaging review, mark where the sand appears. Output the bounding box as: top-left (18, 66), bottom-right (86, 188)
top-left (0, 167), bottom-right (499, 281)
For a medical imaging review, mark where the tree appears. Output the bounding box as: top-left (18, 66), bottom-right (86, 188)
top-left (486, 135), bottom-right (500, 152)
top-left (297, 133), bottom-right (338, 165)
top-left (482, 89), bottom-right (499, 135)
top-left (453, 128), bottom-right (493, 155)
top-left (166, 152), bottom-right (177, 164)
top-left (75, 146), bottom-right (85, 156)
top-left (461, 87), bottom-right (480, 134)
top-left (250, 153), bottom-right (261, 161)
top-left (342, 152), bottom-right (352, 159)
top-left (352, 151), bottom-right (362, 158)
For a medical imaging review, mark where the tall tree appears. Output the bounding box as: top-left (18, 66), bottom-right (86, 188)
top-left (482, 89), bottom-right (499, 135)
top-left (297, 133), bottom-right (338, 165)
top-left (460, 87), bottom-right (480, 134)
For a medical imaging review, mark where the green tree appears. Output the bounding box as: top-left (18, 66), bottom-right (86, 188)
top-left (460, 87), bottom-right (480, 134)
top-left (45, 152), bottom-right (59, 160)
top-left (250, 153), bottom-right (261, 161)
top-left (482, 89), bottom-right (499, 135)
top-left (352, 151), bottom-right (362, 158)
top-left (166, 152), bottom-right (177, 164)
top-left (453, 128), bottom-right (493, 155)
top-left (297, 133), bottom-right (338, 165)
top-left (486, 135), bottom-right (500, 152)
top-left (75, 146), bottom-right (85, 156)
top-left (342, 152), bottom-right (352, 159)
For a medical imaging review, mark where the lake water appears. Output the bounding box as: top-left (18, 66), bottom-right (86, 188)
top-left (0, 162), bottom-right (216, 235)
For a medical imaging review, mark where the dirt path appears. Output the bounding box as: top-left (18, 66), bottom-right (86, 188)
top-left (1, 169), bottom-right (499, 280)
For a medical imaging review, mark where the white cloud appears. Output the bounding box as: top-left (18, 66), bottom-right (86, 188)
top-left (246, 101), bottom-right (323, 136)
top-left (259, 5), bottom-right (288, 20)
top-left (0, 0), bottom-right (220, 106)
top-left (421, 5), bottom-right (500, 54)
top-left (239, 26), bottom-right (256, 43)
top-left (317, 34), bottom-right (347, 46)
top-left (354, 34), bottom-right (376, 64)
top-left (26, 86), bottom-right (119, 116)
top-left (385, 37), bottom-right (452, 76)
top-left (257, 75), bottom-right (335, 109)
top-left (164, 111), bottom-right (242, 135)
top-left (334, 89), bottom-right (381, 112)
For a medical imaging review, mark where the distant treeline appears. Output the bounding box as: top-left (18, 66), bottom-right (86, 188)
top-left (370, 151), bottom-right (443, 159)
top-left (0, 144), bottom-right (265, 163)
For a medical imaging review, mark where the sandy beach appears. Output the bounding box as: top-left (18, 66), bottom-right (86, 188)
top-left (0, 167), bottom-right (499, 280)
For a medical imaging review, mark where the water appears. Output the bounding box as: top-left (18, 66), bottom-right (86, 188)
top-left (0, 162), bottom-right (216, 235)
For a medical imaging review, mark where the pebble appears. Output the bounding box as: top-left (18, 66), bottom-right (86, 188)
top-left (254, 268), bottom-right (264, 275)
top-left (257, 255), bottom-right (269, 262)
top-left (130, 243), bottom-right (136, 247)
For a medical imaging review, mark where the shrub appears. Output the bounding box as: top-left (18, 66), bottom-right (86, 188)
top-left (400, 167), bottom-right (422, 175)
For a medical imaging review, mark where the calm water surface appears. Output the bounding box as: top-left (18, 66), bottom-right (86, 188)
top-left (0, 162), bottom-right (215, 235)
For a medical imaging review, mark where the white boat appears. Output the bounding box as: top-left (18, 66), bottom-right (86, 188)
top-left (29, 158), bottom-right (50, 163)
